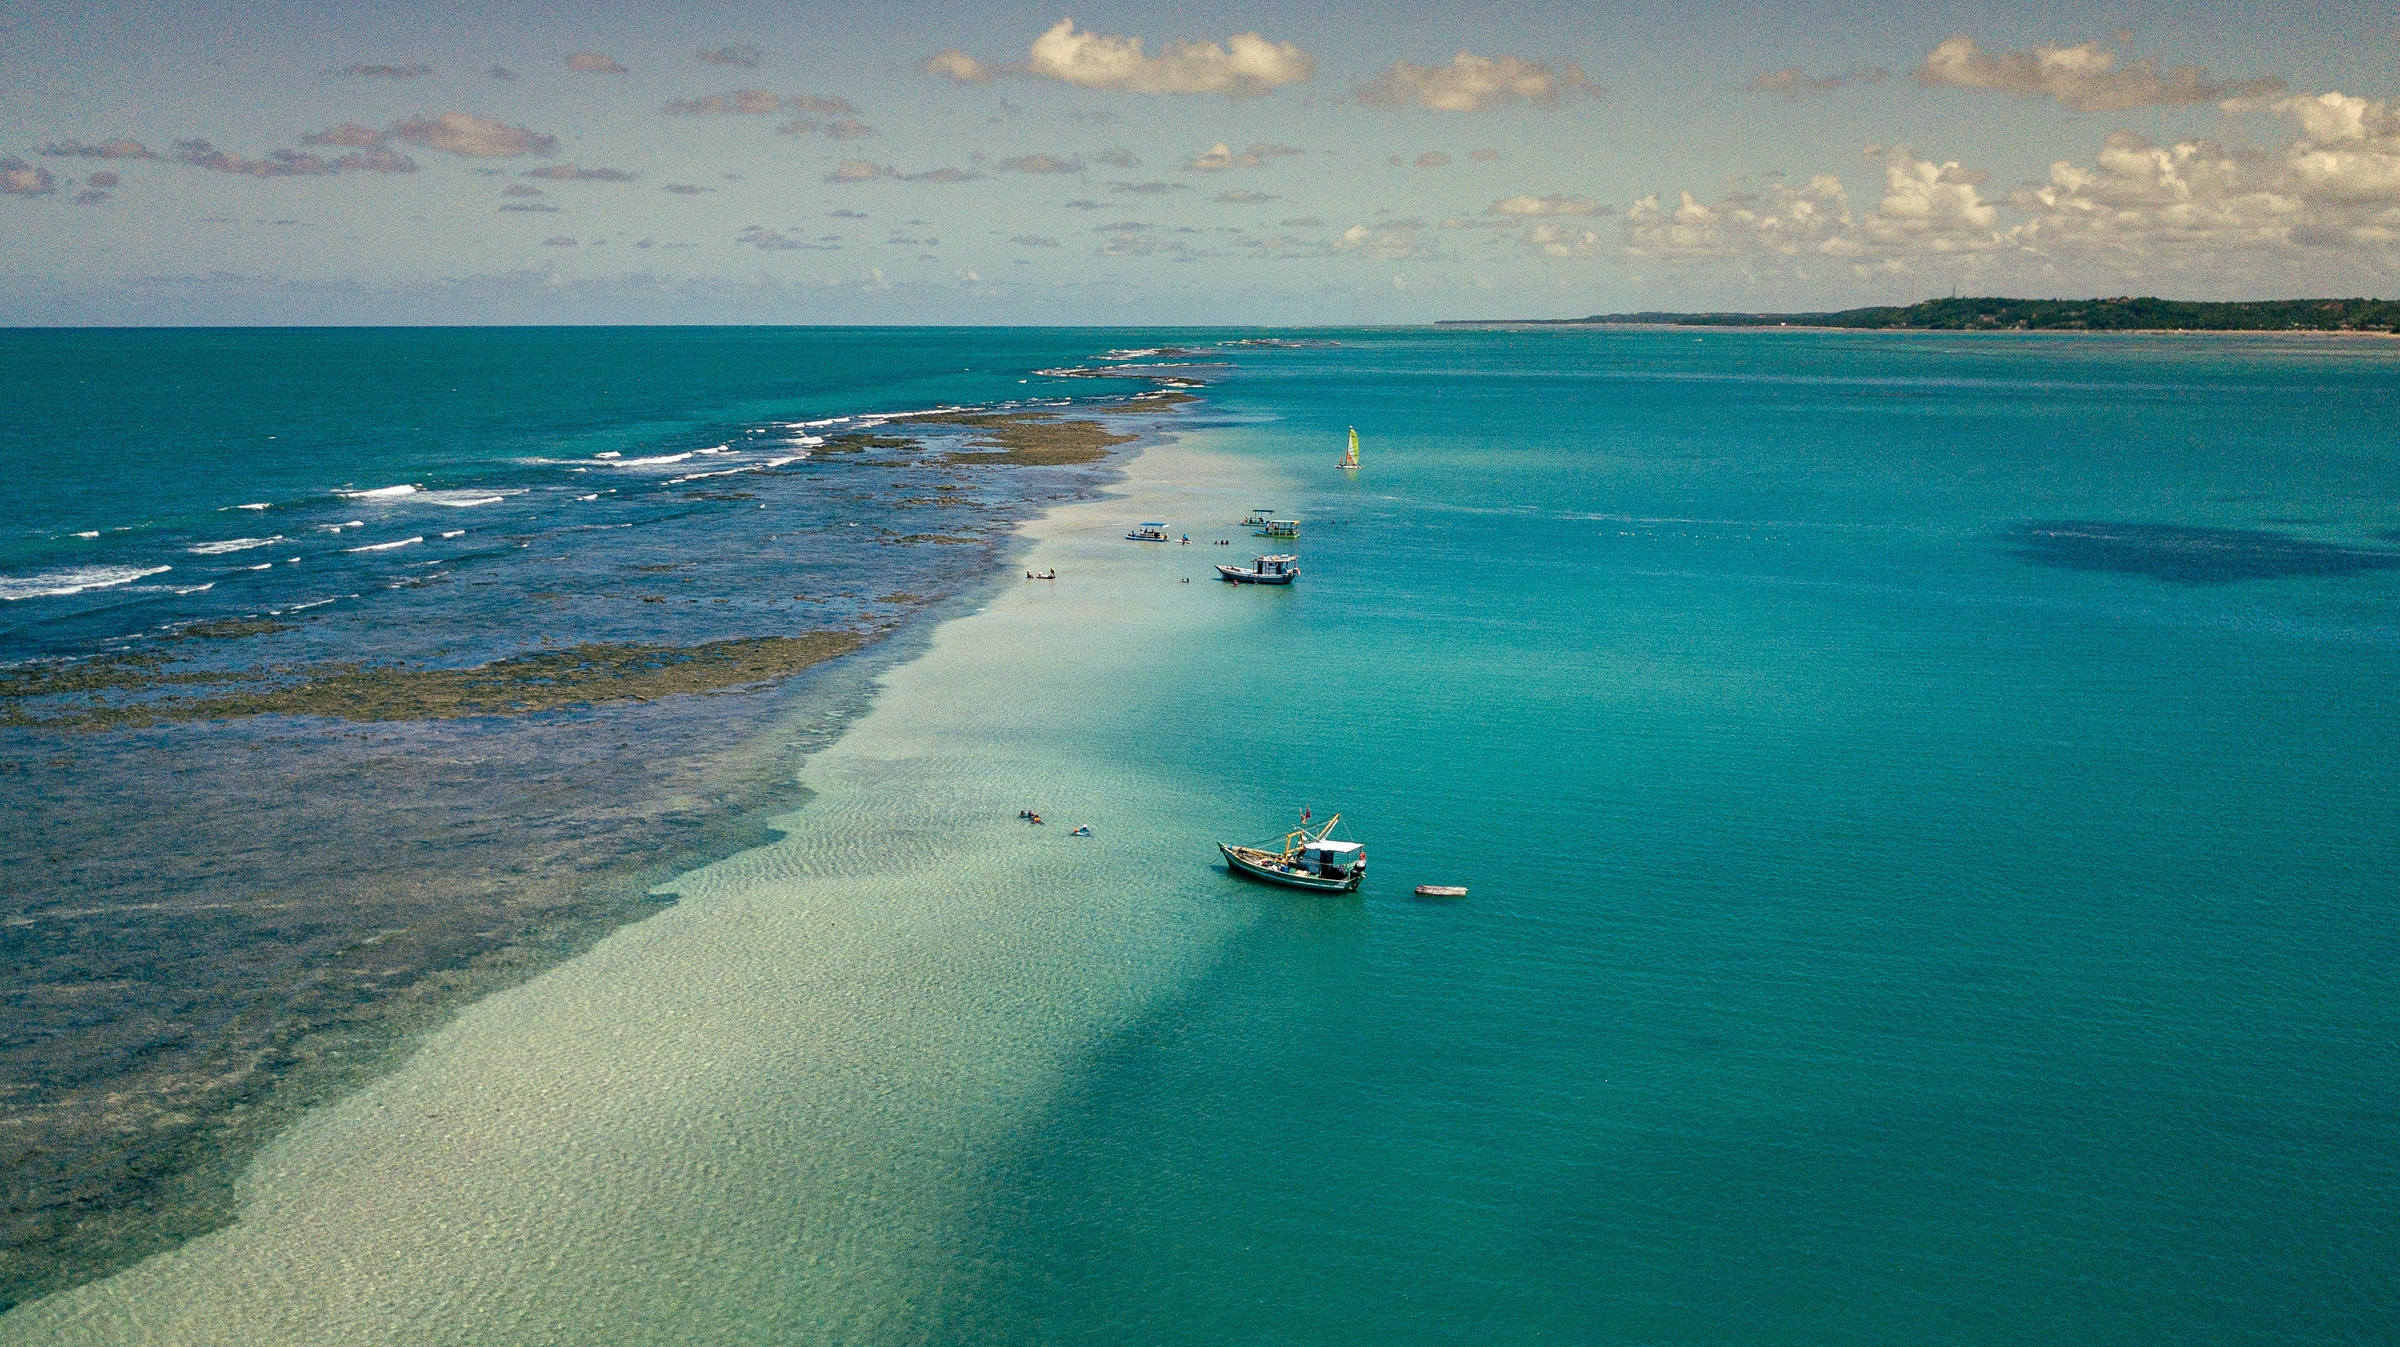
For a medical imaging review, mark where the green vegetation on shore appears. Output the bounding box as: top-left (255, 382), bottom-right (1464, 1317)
top-left (1439, 296), bottom-right (2400, 333)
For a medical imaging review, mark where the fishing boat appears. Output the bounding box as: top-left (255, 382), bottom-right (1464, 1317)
top-left (1338, 426), bottom-right (1361, 470)
top-left (1220, 815), bottom-right (1365, 893)
top-left (1216, 553), bottom-right (1298, 584)
top-left (1253, 519), bottom-right (1299, 538)
top-left (1241, 508), bottom-right (1277, 526)
top-left (1414, 885), bottom-right (1468, 898)
top-left (1125, 521), bottom-right (1173, 542)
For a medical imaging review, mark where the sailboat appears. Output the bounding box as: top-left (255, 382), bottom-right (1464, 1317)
top-left (1338, 426), bottom-right (1361, 470)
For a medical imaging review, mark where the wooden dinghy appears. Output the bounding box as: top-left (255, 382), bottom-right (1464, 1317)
top-left (1219, 814), bottom-right (1364, 893)
top-left (1414, 885), bottom-right (1468, 898)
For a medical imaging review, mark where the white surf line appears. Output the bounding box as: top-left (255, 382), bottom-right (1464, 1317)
top-left (342, 536), bottom-right (423, 553)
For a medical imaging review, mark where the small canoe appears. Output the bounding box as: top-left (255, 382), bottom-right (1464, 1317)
top-left (1414, 885), bottom-right (1468, 898)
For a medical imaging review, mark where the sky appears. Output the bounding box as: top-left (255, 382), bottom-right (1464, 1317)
top-left (2, 0), bottom-right (2396, 323)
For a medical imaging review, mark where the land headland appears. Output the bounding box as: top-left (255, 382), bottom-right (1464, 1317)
top-left (1437, 296), bottom-right (2400, 333)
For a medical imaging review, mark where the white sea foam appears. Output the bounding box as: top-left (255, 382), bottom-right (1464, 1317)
top-left (440, 530), bottom-right (465, 539)
top-left (173, 583), bottom-right (216, 594)
top-left (343, 536), bottom-right (423, 553)
top-left (424, 494), bottom-right (507, 508)
top-left (0, 564), bottom-right (173, 601)
top-left (763, 456), bottom-right (802, 467)
top-left (594, 451), bottom-right (622, 459)
top-left (288, 597), bottom-right (336, 611)
top-left (187, 536), bottom-right (283, 555)
top-left (789, 435), bottom-right (824, 447)
top-left (72, 531), bottom-right (100, 539)
top-left (247, 564), bottom-right (273, 571)
top-left (230, 503), bottom-right (270, 511)
top-left (697, 446), bottom-right (731, 455)
top-left (340, 484), bottom-right (419, 500)
top-left (573, 494), bottom-right (599, 501)
top-left (613, 453), bottom-right (693, 466)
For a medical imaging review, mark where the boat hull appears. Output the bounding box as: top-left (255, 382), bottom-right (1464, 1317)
top-left (1220, 843), bottom-right (1362, 892)
top-left (1215, 565), bottom-right (1297, 584)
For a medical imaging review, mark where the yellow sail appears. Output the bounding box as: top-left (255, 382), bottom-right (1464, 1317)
top-left (1340, 426), bottom-right (1360, 468)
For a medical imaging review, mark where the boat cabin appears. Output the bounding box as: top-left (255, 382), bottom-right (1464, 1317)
top-left (1252, 554), bottom-right (1297, 578)
top-left (1126, 521), bottom-right (1173, 542)
top-left (1300, 839), bottom-right (1362, 880)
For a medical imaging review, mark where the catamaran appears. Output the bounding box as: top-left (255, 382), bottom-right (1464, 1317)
top-left (1338, 426), bottom-right (1360, 470)
top-left (1125, 521), bottom-right (1173, 541)
top-left (1216, 553), bottom-right (1298, 584)
top-left (1220, 814), bottom-right (1365, 893)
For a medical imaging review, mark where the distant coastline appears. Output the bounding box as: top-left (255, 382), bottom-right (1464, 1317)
top-left (1436, 296), bottom-right (2400, 334)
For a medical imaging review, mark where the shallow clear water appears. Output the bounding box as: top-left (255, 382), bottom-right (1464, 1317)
top-left (8, 329), bottom-right (2399, 1344)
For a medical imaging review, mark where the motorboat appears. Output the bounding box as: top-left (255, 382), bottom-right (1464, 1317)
top-left (1241, 508), bottom-right (1277, 526)
top-left (1215, 553), bottom-right (1298, 584)
top-left (1253, 519), bottom-right (1299, 538)
top-left (1126, 521), bottom-right (1173, 541)
top-left (1220, 814), bottom-right (1365, 893)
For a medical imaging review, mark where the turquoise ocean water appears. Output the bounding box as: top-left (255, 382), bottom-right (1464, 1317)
top-left (5, 328), bottom-right (2397, 1343)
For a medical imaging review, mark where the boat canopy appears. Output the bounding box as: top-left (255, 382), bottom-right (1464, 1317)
top-left (1304, 840), bottom-right (1362, 855)
top-left (1139, 521), bottom-right (1168, 528)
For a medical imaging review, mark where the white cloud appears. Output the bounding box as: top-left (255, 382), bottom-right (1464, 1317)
top-left (1024, 19), bottom-right (1314, 98)
top-left (1, 157), bottom-right (55, 195)
top-left (920, 50), bottom-right (993, 85)
top-left (1746, 67), bottom-right (1888, 99)
top-left (37, 138), bottom-right (160, 160)
top-left (566, 52), bottom-right (628, 75)
top-left (664, 90), bottom-right (786, 116)
top-left (1488, 193), bottom-right (1607, 216)
top-left (1914, 36), bottom-right (2281, 113)
top-left (828, 160), bottom-right (891, 183)
top-left (1334, 220), bottom-right (1430, 260)
top-left (1001, 152), bottom-right (1085, 174)
top-left (300, 124), bottom-right (388, 149)
top-left (1355, 53), bottom-right (1597, 112)
top-left (1185, 141), bottom-right (1302, 171)
top-left (390, 113), bottom-right (556, 158)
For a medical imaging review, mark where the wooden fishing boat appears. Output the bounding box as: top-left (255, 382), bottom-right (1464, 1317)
top-left (1220, 814), bottom-right (1364, 893)
top-left (1216, 553), bottom-right (1298, 584)
top-left (1414, 885), bottom-right (1468, 898)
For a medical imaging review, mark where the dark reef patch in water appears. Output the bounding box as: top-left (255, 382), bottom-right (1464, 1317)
top-left (2007, 522), bottom-right (2400, 584)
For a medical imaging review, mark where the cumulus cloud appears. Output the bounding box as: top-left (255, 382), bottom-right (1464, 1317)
top-left (1521, 223), bottom-right (1609, 257)
top-left (1215, 188), bottom-right (1278, 203)
top-left (1024, 19), bottom-right (1314, 98)
top-left (300, 123), bottom-right (388, 149)
top-left (171, 138), bottom-right (418, 177)
top-left (825, 160), bottom-right (976, 184)
top-left (1, 157), bottom-right (55, 196)
top-left (1001, 152), bottom-right (1085, 174)
top-left (87, 170), bottom-right (118, 188)
top-left (825, 118), bottom-right (876, 139)
top-left (566, 52), bottom-right (628, 74)
top-left (1747, 67), bottom-right (1889, 99)
top-left (1095, 146), bottom-right (1139, 168)
top-left (1185, 141), bottom-right (1301, 171)
top-left (698, 45), bottom-right (762, 67)
top-left (1914, 36), bottom-right (2281, 113)
top-left (920, 50), bottom-right (993, 85)
top-left (1355, 53), bottom-right (1597, 112)
top-left (37, 138), bottom-right (159, 159)
top-left (525, 164), bottom-right (634, 181)
top-left (1414, 151), bottom-right (1452, 167)
top-left (665, 89), bottom-right (786, 115)
top-left (390, 113), bottom-right (557, 158)
top-left (1333, 220), bottom-right (1431, 260)
top-left (339, 62), bottom-right (432, 78)
top-left (1488, 193), bottom-right (1608, 216)
top-left (663, 183), bottom-right (710, 195)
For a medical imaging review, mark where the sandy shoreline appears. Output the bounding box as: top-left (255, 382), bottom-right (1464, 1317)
top-left (2, 428), bottom-right (1288, 1343)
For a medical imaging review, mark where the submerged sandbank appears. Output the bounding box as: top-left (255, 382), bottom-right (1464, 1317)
top-left (2, 434), bottom-right (1292, 1344)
